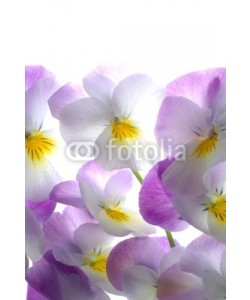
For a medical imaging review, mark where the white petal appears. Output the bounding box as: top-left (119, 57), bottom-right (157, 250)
top-left (83, 70), bottom-right (116, 102)
top-left (59, 97), bottom-right (112, 143)
top-left (97, 208), bottom-right (155, 237)
top-left (25, 158), bottom-right (61, 202)
top-left (74, 223), bottom-right (114, 255)
top-left (26, 78), bottom-right (59, 130)
top-left (112, 74), bottom-right (154, 118)
top-left (202, 162), bottom-right (226, 193)
top-left (159, 246), bottom-right (185, 274)
top-left (172, 193), bottom-right (210, 235)
top-left (207, 212), bottom-right (226, 244)
top-left (79, 180), bottom-right (104, 219)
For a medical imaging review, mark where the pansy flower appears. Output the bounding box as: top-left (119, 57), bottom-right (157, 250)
top-left (43, 207), bottom-right (120, 294)
top-left (155, 68), bottom-right (225, 195)
top-left (77, 160), bottom-right (155, 237)
top-left (58, 66), bottom-right (162, 170)
top-left (26, 251), bottom-right (110, 300)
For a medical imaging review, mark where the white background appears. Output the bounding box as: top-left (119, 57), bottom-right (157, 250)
top-left (1, 0), bottom-right (249, 299)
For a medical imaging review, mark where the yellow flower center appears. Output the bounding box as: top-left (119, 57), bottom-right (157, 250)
top-left (207, 194), bottom-right (226, 223)
top-left (193, 129), bottom-right (218, 158)
top-left (105, 207), bottom-right (130, 222)
top-left (111, 117), bottom-right (140, 143)
top-left (25, 130), bottom-right (56, 164)
top-left (83, 253), bottom-right (107, 274)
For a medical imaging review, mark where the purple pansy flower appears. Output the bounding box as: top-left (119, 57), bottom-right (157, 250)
top-left (26, 251), bottom-right (110, 300)
top-left (43, 206), bottom-right (120, 294)
top-left (77, 160), bottom-right (155, 237)
top-left (155, 68), bottom-right (226, 195)
top-left (107, 236), bottom-right (206, 300)
top-left (139, 158), bottom-right (189, 231)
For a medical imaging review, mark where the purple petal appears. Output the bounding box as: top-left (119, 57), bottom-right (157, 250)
top-left (155, 96), bottom-right (211, 152)
top-left (106, 236), bottom-right (170, 291)
top-left (157, 263), bottom-right (205, 300)
top-left (43, 206), bottom-right (95, 253)
top-left (26, 199), bottom-right (56, 222)
top-left (139, 159), bottom-right (189, 231)
top-left (48, 82), bottom-right (86, 119)
top-left (49, 180), bottom-right (84, 208)
top-left (25, 65), bottom-right (54, 91)
top-left (165, 68), bottom-right (225, 109)
top-left (27, 285), bottom-right (48, 300)
top-left (180, 234), bottom-right (226, 278)
top-left (26, 251), bottom-right (110, 300)
top-left (77, 160), bottom-right (114, 188)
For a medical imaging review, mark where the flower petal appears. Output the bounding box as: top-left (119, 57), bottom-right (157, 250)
top-left (106, 237), bottom-right (169, 291)
top-left (83, 69), bottom-right (116, 102)
top-left (203, 270), bottom-right (226, 300)
top-left (25, 159), bottom-right (61, 202)
top-left (44, 206), bottom-right (94, 251)
top-left (159, 246), bottom-right (185, 274)
top-left (95, 126), bottom-right (142, 171)
top-left (27, 285), bottom-right (48, 300)
top-left (122, 265), bottom-right (158, 300)
top-left (97, 208), bottom-right (155, 237)
top-left (202, 162), bottom-right (226, 193)
top-left (59, 97), bottom-right (112, 143)
top-left (207, 212), bottom-right (226, 243)
top-left (26, 251), bottom-right (110, 300)
top-left (104, 169), bottom-right (133, 200)
top-left (25, 65), bottom-right (54, 91)
top-left (49, 180), bottom-right (83, 208)
top-left (25, 77), bottom-right (60, 131)
top-left (48, 82), bottom-right (86, 119)
top-left (74, 223), bottom-right (114, 255)
top-left (180, 234), bottom-right (226, 278)
top-left (139, 159), bottom-right (189, 231)
top-left (157, 263), bottom-right (205, 300)
top-left (26, 199), bottom-right (56, 222)
top-left (155, 96), bottom-right (211, 152)
top-left (25, 207), bottom-right (44, 261)
top-left (172, 193), bottom-right (210, 235)
top-left (112, 74), bottom-right (154, 118)
top-left (165, 68), bottom-right (225, 109)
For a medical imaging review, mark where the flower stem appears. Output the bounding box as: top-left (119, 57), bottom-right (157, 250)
top-left (166, 231), bottom-right (176, 248)
top-left (132, 170), bottom-right (143, 184)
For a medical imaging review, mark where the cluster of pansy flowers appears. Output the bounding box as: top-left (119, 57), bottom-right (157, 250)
top-left (25, 65), bottom-right (226, 300)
